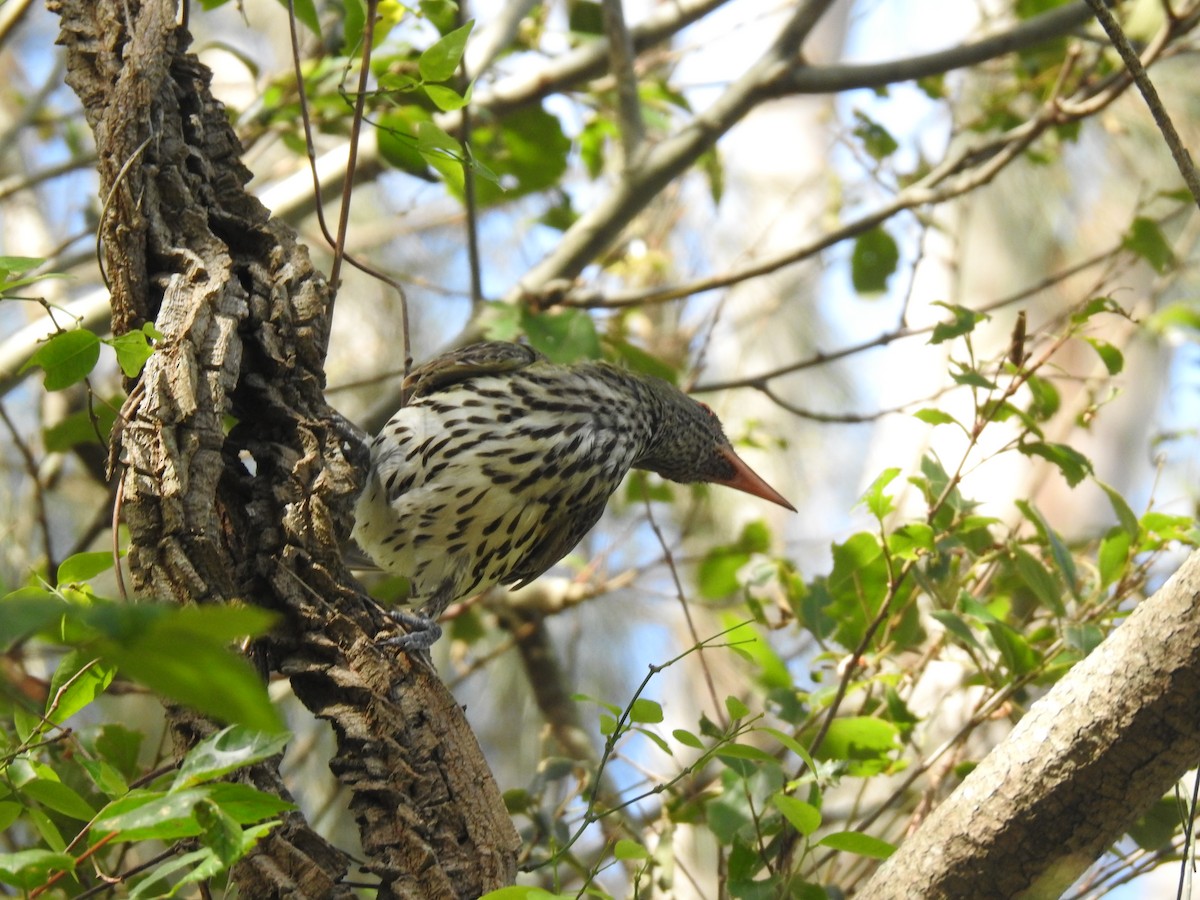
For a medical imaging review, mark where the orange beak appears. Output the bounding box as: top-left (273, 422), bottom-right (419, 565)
top-left (714, 446), bottom-right (796, 511)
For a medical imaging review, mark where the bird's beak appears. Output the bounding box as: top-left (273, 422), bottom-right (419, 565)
top-left (714, 446), bottom-right (796, 511)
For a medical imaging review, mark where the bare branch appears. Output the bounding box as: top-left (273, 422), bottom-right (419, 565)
top-left (1082, 0), bottom-right (1200, 209)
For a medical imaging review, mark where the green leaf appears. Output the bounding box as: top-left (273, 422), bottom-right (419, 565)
top-left (1011, 547), bottom-right (1065, 616)
top-left (628, 699), bottom-right (664, 725)
top-left (0, 849), bottom-right (76, 891)
top-left (43, 401), bottom-right (118, 453)
top-left (20, 778), bottom-right (96, 821)
top-left (46, 650), bottom-right (115, 726)
top-left (913, 408), bottom-right (958, 427)
top-left (95, 724), bottom-right (144, 780)
top-left (480, 888), bottom-right (573, 900)
top-left (858, 468), bottom-right (900, 520)
top-left (94, 783), bottom-right (293, 842)
top-left (672, 728), bottom-right (704, 749)
top-left (850, 227), bottom-right (899, 294)
top-left (416, 120), bottom-right (465, 192)
top-left (1122, 216), bottom-right (1175, 274)
top-left (0, 255), bottom-right (45, 276)
top-left (468, 105), bottom-right (570, 206)
top-left (0, 587), bottom-right (69, 648)
top-left (1018, 441), bottom-right (1092, 487)
top-left (817, 830), bottom-right (896, 859)
top-left (195, 798), bottom-right (243, 864)
top-left (930, 609), bottom-right (981, 649)
top-left (174, 726), bottom-right (291, 790)
top-left (725, 695), bottom-right (750, 720)
top-left (1098, 481), bottom-right (1139, 537)
top-left (419, 21), bottom-right (473, 82)
top-left (930, 303), bottom-right (984, 344)
top-left (520, 308), bottom-right (602, 363)
top-left (90, 605), bottom-right (282, 732)
top-left (613, 839), bottom-right (650, 860)
top-left (21, 329), bottom-right (101, 390)
top-left (814, 717), bottom-right (900, 774)
top-left (986, 621), bottom-right (1039, 675)
top-left (773, 795), bottom-right (821, 836)
top-left (57, 550), bottom-right (118, 584)
top-left (1098, 526), bottom-right (1131, 589)
top-left (274, 0), bottom-right (319, 35)
top-left (0, 802), bottom-right (20, 833)
top-left (889, 523), bottom-right (935, 560)
top-left (423, 82), bottom-right (469, 111)
top-left (107, 324), bottom-right (159, 378)
top-left (1025, 374), bottom-right (1060, 421)
top-left (852, 111), bottom-right (899, 160)
top-left (1084, 337), bottom-right (1124, 375)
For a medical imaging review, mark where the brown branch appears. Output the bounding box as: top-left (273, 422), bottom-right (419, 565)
top-left (1083, 0), bottom-right (1200, 209)
top-left (859, 550), bottom-right (1200, 899)
top-left (49, 0), bottom-right (519, 896)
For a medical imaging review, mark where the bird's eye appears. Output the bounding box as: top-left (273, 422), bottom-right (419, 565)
top-left (698, 402), bottom-right (717, 418)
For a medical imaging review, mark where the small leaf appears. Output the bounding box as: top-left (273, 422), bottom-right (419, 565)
top-left (672, 729), bottom-right (704, 749)
top-left (1098, 526), bottom-right (1131, 589)
top-left (46, 650), bottom-right (114, 725)
top-left (914, 408), bottom-right (958, 426)
top-left (817, 830), bottom-right (896, 859)
top-left (57, 550), bottom-right (117, 584)
top-left (107, 324), bottom-right (158, 378)
top-left (773, 795), bottom-right (821, 836)
top-left (725, 696), bottom-right (750, 720)
top-left (423, 83), bottom-right (468, 111)
top-left (275, 0), bottom-right (319, 34)
top-left (852, 111), bottom-right (899, 160)
top-left (850, 227), bottom-right (899, 294)
top-left (0, 850), bottom-right (76, 891)
top-left (858, 468), bottom-right (900, 520)
top-left (21, 329), bottom-right (101, 390)
top-left (520, 308), bottom-right (602, 363)
top-left (1018, 441), bottom-right (1093, 488)
top-left (1098, 481), bottom-right (1138, 537)
top-left (629, 698), bottom-right (664, 725)
top-left (20, 778), bottom-right (96, 821)
top-left (419, 21), bottom-right (474, 82)
top-left (1122, 216), bottom-right (1175, 274)
top-left (1011, 547), bottom-right (1065, 616)
top-left (613, 839), bottom-right (649, 860)
top-left (174, 727), bottom-right (291, 790)
top-left (1084, 337), bottom-right (1124, 375)
top-left (930, 304), bottom-right (984, 344)
top-left (930, 610), bottom-right (981, 649)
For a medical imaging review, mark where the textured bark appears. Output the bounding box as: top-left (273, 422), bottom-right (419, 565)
top-left (49, 0), bottom-right (519, 896)
top-left (859, 550), bottom-right (1200, 899)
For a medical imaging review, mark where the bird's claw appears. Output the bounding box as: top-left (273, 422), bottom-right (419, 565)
top-left (382, 609), bottom-right (442, 653)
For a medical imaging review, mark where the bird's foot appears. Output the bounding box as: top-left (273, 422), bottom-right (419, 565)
top-left (381, 608), bottom-right (443, 653)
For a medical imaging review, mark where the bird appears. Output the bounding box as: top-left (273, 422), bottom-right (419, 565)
top-left (352, 341), bottom-right (795, 651)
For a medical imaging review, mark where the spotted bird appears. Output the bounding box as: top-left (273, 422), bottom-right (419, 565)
top-left (353, 341), bottom-right (794, 650)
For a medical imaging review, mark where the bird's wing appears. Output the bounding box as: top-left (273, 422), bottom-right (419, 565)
top-left (504, 495), bottom-right (609, 589)
top-left (403, 342), bottom-right (545, 401)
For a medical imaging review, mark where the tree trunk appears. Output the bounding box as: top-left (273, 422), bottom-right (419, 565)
top-left (48, 0), bottom-right (520, 896)
top-left (860, 550), bottom-right (1200, 899)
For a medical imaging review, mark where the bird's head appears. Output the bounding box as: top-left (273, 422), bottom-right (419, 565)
top-left (634, 381), bottom-right (796, 512)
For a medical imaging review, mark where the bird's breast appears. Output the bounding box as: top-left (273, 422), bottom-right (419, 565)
top-left (351, 378), bottom-right (642, 604)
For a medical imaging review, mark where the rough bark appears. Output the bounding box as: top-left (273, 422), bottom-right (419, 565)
top-left (859, 550), bottom-right (1200, 899)
top-left (49, 0), bottom-right (519, 896)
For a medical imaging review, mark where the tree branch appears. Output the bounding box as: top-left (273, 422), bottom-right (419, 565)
top-left (49, 0), bottom-right (519, 895)
top-left (859, 549), bottom-right (1200, 899)
top-left (1082, 0), bottom-right (1200, 209)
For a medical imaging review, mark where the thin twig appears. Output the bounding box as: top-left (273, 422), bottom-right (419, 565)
top-left (1083, 0), bottom-right (1200, 210)
top-left (601, 0), bottom-right (644, 167)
